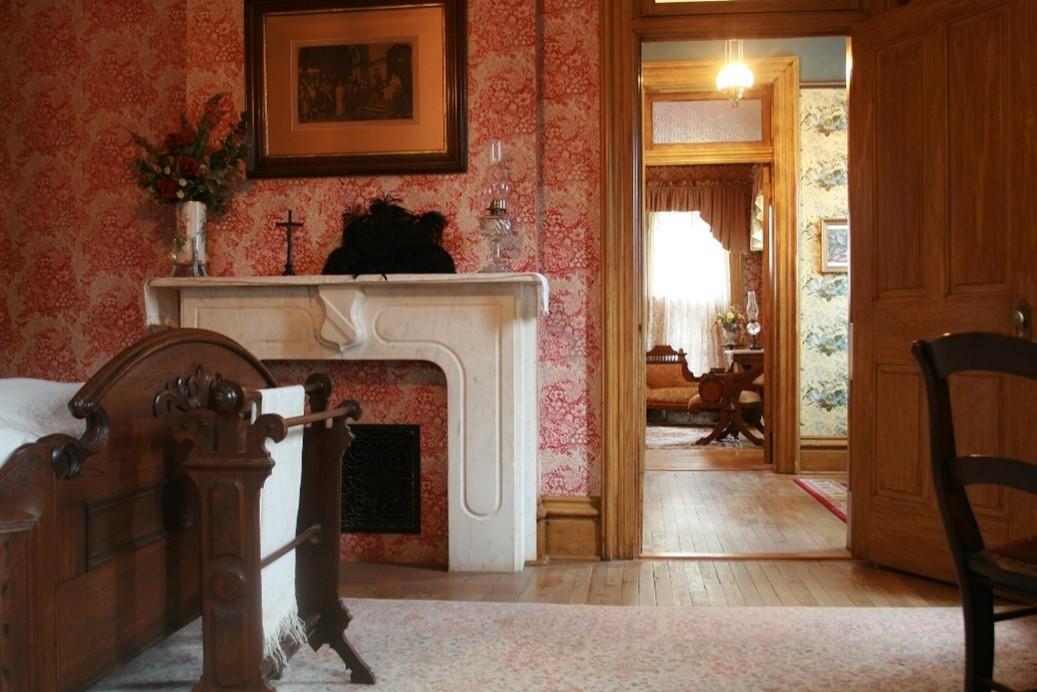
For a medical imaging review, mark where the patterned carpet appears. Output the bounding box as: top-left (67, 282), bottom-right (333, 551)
top-left (646, 424), bottom-right (756, 449)
top-left (794, 477), bottom-right (848, 522)
top-left (92, 599), bottom-right (1037, 691)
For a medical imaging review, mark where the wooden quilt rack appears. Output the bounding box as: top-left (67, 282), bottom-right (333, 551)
top-left (156, 368), bottom-right (375, 690)
top-left (0, 329), bottom-right (373, 691)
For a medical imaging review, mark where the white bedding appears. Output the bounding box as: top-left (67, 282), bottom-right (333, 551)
top-left (0, 379), bottom-right (85, 469)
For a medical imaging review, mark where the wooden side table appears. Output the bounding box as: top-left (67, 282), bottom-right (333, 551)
top-left (724, 348), bottom-right (764, 373)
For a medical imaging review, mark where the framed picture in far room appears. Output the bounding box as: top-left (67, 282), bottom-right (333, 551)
top-left (245, 0), bottom-right (467, 178)
top-left (820, 218), bottom-right (849, 273)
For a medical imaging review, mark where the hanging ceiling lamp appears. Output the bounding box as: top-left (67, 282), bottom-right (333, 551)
top-left (716, 39), bottom-right (754, 107)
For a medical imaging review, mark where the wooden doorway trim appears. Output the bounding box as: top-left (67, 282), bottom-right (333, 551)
top-left (600, 1), bottom-right (876, 560)
top-left (641, 56), bottom-right (800, 478)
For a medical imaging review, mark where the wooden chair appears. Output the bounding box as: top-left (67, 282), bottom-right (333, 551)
top-left (913, 332), bottom-right (1037, 691)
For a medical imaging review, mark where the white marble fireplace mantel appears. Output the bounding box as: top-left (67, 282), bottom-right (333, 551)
top-left (144, 274), bottom-right (548, 572)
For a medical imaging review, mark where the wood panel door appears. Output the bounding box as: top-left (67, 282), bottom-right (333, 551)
top-left (849, 0), bottom-right (1037, 580)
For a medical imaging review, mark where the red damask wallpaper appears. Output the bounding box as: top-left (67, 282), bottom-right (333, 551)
top-left (3, 0), bottom-right (600, 567)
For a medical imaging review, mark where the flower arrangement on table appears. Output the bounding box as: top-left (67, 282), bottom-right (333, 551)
top-left (130, 93), bottom-right (249, 215)
top-left (715, 306), bottom-right (744, 331)
top-left (715, 306), bottom-right (745, 345)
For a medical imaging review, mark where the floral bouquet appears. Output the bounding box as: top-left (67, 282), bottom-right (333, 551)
top-left (715, 306), bottom-right (744, 332)
top-left (130, 93), bottom-right (248, 215)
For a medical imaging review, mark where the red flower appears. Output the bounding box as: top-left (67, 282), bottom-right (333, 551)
top-left (178, 156), bottom-right (200, 177)
top-left (156, 177), bottom-right (178, 201)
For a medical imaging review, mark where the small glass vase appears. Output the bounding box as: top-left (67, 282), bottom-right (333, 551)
top-left (722, 327), bottom-right (740, 348)
top-left (480, 213), bottom-right (515, 272)
top-left (172, 200), bottom-right (208, 277)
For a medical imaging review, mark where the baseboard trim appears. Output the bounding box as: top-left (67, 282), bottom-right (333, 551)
top-left (799, 436), bottom-right (848, 472)
top-left (537, 496), bottom-right (602, 562)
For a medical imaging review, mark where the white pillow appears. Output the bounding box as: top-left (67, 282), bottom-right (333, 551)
top-left (0, 379), bottom-right (85, 469)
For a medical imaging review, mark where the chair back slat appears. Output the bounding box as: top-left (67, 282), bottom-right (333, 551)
top-left (913, 337), bottom-right (993, 557)
top-left (919, 332), bottom-right (1037, 381)
top-left (952, 456), bottom-right (1037, 496)
top-left (646, 345), bottom-right (697, 384)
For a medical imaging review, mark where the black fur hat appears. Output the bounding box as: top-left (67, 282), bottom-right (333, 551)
top-left (323, 196), bottom-right (456, 277)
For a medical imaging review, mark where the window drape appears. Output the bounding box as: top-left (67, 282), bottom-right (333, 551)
top-left (646, 212), bottom-right (730, 375)
top-left (645, 181), bottom-right (751, 255)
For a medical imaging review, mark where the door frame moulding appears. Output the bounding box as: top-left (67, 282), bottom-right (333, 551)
top-left (642, 55), bottom-right (801, 480)
top-left (600, 0), bottom-right (870, 560)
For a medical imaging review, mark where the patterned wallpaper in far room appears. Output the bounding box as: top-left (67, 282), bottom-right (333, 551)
top-left (798, 88), bottom-right (849, 438)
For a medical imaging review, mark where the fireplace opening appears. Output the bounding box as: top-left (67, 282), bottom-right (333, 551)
top-left (340, 423), bottom-right (422, 534)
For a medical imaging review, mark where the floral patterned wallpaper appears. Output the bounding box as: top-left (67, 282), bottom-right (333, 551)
top-left (3, 0), bottom-right (600, 567)
top-left (798, 88), bottom-right (849, 437)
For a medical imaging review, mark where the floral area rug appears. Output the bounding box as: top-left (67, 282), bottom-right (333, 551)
top-left (92, 599), bottom-right (1037, 691)
top-left (646, 424), bottom-right (756, 449)
top-left (794, 477), bottom-right (848, 522)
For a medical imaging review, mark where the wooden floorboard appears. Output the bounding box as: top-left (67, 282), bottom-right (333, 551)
top-left (644, 445), bottom-right (767, 471)
top-left (340, 559), bottom-right (960, 607)
top-left (642, 447), bottom-right (849, 556)
top-left (339, 447), bottom-right (962, 609)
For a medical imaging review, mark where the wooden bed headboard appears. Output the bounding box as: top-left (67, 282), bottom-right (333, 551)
top-left (0, 328), bottom-right (277, 691)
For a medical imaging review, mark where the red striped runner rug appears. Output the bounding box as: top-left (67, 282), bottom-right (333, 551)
top-left (794, 477), bottom-right (848, 522)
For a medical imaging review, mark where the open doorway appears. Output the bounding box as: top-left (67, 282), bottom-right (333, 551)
top-left (640, 38), bottom-right (851, 558)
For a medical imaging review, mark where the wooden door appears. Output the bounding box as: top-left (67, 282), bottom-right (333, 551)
top-left (849, 0), bottom-right (1037, 580)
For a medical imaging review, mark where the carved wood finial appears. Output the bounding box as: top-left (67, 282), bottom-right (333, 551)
top-left (153, 365), bottom-right (224, 416)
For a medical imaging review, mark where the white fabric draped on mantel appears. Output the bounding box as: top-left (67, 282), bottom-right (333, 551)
top-left (646, 212), bottom-right (730, 376)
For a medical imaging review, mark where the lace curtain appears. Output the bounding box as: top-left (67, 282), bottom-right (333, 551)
top-left (646, 212), bottom-right (730, 375)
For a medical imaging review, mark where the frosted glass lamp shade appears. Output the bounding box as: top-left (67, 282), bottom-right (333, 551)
top-left (716, 62), bottom-right (755, 102)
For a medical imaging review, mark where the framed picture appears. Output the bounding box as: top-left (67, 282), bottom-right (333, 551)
top-left (820, 218), bottom-right (849, 273)
top-left (245, 0), bottom-right (467, 178)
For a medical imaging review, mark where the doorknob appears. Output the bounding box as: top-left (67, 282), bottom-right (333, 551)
top-left (1011, 300), bottom-right (1032, 339)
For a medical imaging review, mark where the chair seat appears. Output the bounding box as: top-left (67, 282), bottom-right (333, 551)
top-left (647, 386), bottom-right (699, 405)
top-left (970, 534), bottom-right (1037, 594)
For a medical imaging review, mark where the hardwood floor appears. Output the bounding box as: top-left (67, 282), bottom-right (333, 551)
top-left (340, 444), bottom-right (955, 607)
top-left (642, 460), bottom-right (848, 557)
top-left (339, 559), bottom-right (960, 607)
top-left (644, 445), bottom-right (769, 471)
top-left (339, 448), bottom-right (957, 610)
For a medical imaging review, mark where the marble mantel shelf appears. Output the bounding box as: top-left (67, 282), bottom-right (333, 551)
top-left (144, 273), bottom-right (548, 573)
top-left (146, 273), bottom-right (549, 326)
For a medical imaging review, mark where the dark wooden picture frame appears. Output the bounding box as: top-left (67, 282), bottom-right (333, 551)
top-left (245, 0), bottom-right (467, 178)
